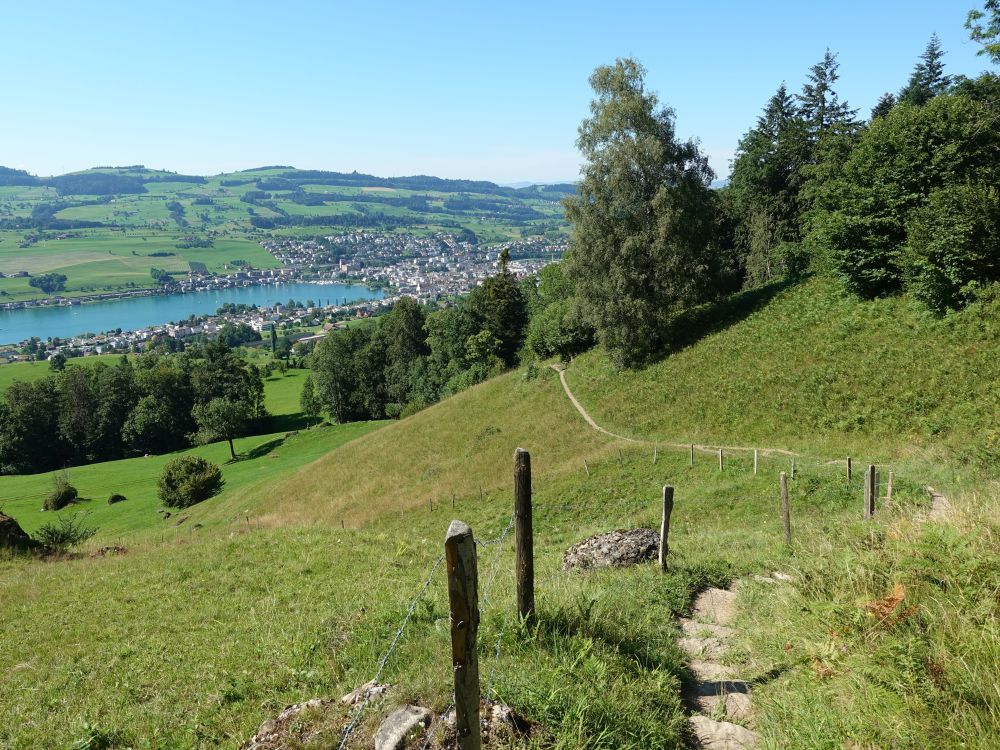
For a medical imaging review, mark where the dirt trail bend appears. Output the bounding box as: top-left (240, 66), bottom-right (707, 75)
top-left (551, 364), bottom-right (797, 458)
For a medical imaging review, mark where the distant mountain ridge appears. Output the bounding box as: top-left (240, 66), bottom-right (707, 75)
top-left (0, 164), bottom-right (578, 199)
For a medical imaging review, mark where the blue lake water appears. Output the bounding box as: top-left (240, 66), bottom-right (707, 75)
top-left (0, 282), bottom-right (384, 344)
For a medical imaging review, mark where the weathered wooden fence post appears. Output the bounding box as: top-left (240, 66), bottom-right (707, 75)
top-left (847, 457), bottom-right (853, 483)
top-left (864, 464), bottom-right (876, 518)
top-left (583, 458), bottom-right (590, 477)
top-left (754, 449), bottom-right (759, 476)
top-left (653, 446), bottom-right (658, 465)
top-left (429, 498), bottom-right (433, 513)
top-left (617, 447), bottom-right (623, 465)
top-left (791, 458), bottom-right (796, 480)
top-left (886, 471), bottom-right (894, 503)
top-left (659, 485), bottom-right (674, 572)
top-left (445, 520), bottom-right (481, 750)
top-left (718, 448), bottom-right (724, 472)
top-left (514, 448), bottom-right (535, 623)
top-left (780, 471), bottom-right (791, 546)
top-left (690, 444), bottom-right (694, 466)
top-left (874, 469), bottom-right (881, 505)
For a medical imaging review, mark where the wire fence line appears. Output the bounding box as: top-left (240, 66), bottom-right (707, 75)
top-left (337, 551), bottom-right (445, 750)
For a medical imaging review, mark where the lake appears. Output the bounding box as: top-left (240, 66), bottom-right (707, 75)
top-left (0, 282), bottom-right (384, 344)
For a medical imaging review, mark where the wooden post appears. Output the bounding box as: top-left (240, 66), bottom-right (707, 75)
top-left (479, 486), bottom-right (483, 502)
top-left (886, 471), bottom-right (894, 503)
top-left (718, 448), bottom-right (724, 472)
top-left (847, 457), bottom-right (853, 483)
top-left (659, 485), bottom-right (674, 571)
top-left (754, 449), bottom-right (759, 476)
top-left (514, 448), bottom-right (535, 622)
top-left (445, 520), bottom-right (481, 750)
top-left (690, 444), bottom-right (694, 466)
top-left (583, 459), bottom-right (590, 477)
top-left (653, 446), bottom-right (658, 465)
top-left (874, 469), bottom-right (880, 504)
top-left (780, 472), bottom-right (791, 546)
top-left (341, 519), bottom-right (345, 529)
top-left (617, 447), bottom-right (623, 465)
top-left (864, 464), bottom-right (876, 518)
top-left (791, 458), bottom-right (796, 480)
top-left (429, 498), bottom-right (433, 513)
top-left (452, 493), bottom-right (456, 509)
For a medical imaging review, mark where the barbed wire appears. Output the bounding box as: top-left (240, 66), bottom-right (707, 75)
top-left (337, 551), bottom-right (445, 750)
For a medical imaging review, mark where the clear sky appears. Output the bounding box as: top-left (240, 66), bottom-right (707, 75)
top-left (1, 1), bottom-right (993, 183)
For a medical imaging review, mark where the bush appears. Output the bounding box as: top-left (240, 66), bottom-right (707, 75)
top-left (107, 493), bottom-right (127, 505)
top-left (903, 184), bottom-right (1000, 311)
top-left (157, 456), bottom-right (224, 509)
top-left (35, 514), bottom-right (96, 550)
top-left (43, 473), bottom-right (78, 511)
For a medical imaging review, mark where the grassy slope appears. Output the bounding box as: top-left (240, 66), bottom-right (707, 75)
top-left (1, 278), bottom-right (998, 749)
top-left (565, 276), bottom-right (1000, 464)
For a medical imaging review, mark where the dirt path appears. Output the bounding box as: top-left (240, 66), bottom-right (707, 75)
top-left (551, 364), bottom-right (796, 457)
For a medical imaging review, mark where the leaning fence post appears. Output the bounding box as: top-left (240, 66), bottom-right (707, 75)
top-left (659, 485), bottom-right (674, 572)
top-left (514, 448), bottom-right (535, 623)
top-left (780, 471), bottom-right (791, 546)
top-left (864, 464), bottom-right (876, 518)
top-left (754, 449), bottom-right (759, 476)
top-left (445, 520), bottom-right (481, 750)
top-left (583, 458), bottom-right (590, 477)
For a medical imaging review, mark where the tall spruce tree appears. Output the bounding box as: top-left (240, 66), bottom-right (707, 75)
top-left (899, 34), bottom-right (951, 105)
top-left (728, 83), bottom-right (809, 286)
top-left (564, 58), bottom-right (716, 368)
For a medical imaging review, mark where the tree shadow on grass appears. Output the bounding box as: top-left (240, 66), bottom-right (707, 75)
top-left (236, 437), bottom-right (285, 462)
top-left (262, 412), bottom-right (310, 433)
top-left (659, 278), bottom-right (796, 359)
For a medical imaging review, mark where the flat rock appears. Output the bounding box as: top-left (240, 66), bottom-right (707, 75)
top-left (562, 528), bottom-right (659, 570)
top-left (690, 660), bottom-right (732, 681)
top-left (375, 705), bottom-right (432, 750)
top-left (240, 698), bottom-right (334, 750)
top-left (689, 684), bottom-right (753, 724)
top-left (679, 636), bottom-right (728, 660)
top-left (689, 715), bottom-right (757, 749)
top-left (693, 588), bottom-right (737, 626)
top-left (680, 618), bottom-right (736, 639)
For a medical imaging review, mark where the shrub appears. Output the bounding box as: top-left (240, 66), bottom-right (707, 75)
top-left (157, 456), bottom-right (224, 509)
top-left (43, 473), bottom-right (78, 511)
top-left (35, 514), bottom-right (97, 550)
top-left (903, 184), bottom-right (1000, 311)
top-left (107, 493), bottom-right (127, 505)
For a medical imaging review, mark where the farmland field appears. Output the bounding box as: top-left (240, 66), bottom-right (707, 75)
top-left (0, 166), bottom-right (570, 303)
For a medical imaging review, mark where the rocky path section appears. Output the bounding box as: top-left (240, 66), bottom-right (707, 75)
top-left (682, 585), bottom-right (758, 749)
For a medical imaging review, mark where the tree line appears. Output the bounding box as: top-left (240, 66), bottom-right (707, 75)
top-left (0, 341), bottom-right (265, 475)
top-left (303, 250), bottom-right (590, 423)
top-left (560, 3), bottom-right (1000, 368)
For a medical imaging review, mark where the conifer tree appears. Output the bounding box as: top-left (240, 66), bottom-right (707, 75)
top-left (871, 92), bottom-right (897, 120)
top-left (899, 34), bottom-right (951, 105)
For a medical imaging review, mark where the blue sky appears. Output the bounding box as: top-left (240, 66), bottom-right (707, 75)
top-left (1, 1), bottom-right (993, 182)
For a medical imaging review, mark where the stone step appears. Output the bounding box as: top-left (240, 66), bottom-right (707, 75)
top-left (689, 714), bottom-right (758, 749)
top-left (679, 635), bottom-right (728, 660)
top-left (693, 588), bottom-right (738, 626)
top-left (689, 659), bottom-right (732, 681)
top-left (680, 617), bottom-right (736, 640)
top-left (688, 683), bottom-right (753, 724)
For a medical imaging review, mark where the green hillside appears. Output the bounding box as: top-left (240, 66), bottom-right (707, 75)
top-left (1, 278), bottom-right (997, 749)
